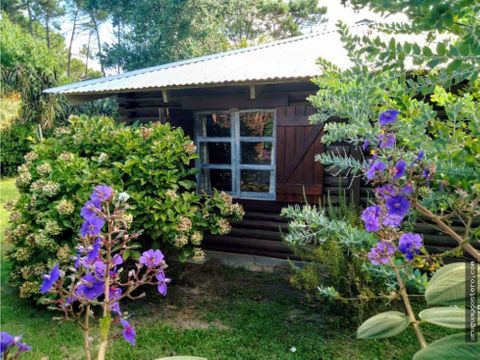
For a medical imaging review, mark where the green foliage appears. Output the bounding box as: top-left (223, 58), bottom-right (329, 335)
top-left (100, 0), bottom-right (326, 71)
top-left (0, 15), bottom-right (65, 128)
top-left (281, 193), bottom-right (389, 320)
top-left (413, 333), bottom-right (480, 360)
top-left (418, 307), bottom-right (470, 329)
top-left (0, 120), bottom-right (36, 177)
top-left (356, 311), bottom-right (410, 339)
top-left (5, 115), bottom-right (243, 299)
top-left (425, 262), bottom-right (480, 306)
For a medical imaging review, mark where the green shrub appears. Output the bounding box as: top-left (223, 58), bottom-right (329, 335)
top-left (1, 120), bottom-right (35, 177)
top-left (281, 194), bottom-right (387, 321)
top-left (5, 115), bottom-right (244, 299)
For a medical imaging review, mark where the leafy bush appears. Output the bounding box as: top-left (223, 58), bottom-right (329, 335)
top-left (0, 120), bottom-right (35, 177)
top-left (5, 115), bottom-right (243, 298)
top-left (0, 16), bottom-right (65, 128)
top-left (282, 194), bottom-right (387, 320)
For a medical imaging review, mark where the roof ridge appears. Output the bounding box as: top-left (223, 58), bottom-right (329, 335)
top-left (45, 24), bottom-right (370, 94)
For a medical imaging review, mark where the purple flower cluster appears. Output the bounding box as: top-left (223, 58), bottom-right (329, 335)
top-left (361, 109), bottom-right (432, 267)
top-left (80, 185), bottom-right (113, 237)
top-left (361, 206), bottom-right (381, 232)
top-left (398, 233), bottom-right (423, 261)
top-left (1, 332), bottom-right (31, 356)
top-left (367, 241), bottom-right (395, 265)
top-left (366, 161), bottom-right (386, 180)
top-left (40, 185), bottom-right (171, 349)
top-left (378, 133), bottom-right (396, 148)
top-left (378, 109), bottom-right (399, 126)
top-left (40, 264), bottom-right (60, 294)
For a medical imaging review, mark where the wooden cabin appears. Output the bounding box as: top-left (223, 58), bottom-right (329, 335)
top-left (45, 26), bottom-right (464, 260)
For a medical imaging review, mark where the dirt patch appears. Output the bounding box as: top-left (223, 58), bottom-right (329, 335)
top-left (125, 259), bottom-right (305, 330)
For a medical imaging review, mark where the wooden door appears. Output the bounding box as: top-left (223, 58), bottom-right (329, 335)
top-left (276, 105), bottom-right (324, 203)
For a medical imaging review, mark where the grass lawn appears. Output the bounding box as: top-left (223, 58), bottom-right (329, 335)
top-left (0, 178), bottom-right (452, 359)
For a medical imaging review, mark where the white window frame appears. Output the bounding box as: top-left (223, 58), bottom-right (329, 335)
top-left (195, 109), bottom-right (276, 200)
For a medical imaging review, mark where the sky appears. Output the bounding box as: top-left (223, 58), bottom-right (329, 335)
top-left (62, 0), bottom-right (408, 74)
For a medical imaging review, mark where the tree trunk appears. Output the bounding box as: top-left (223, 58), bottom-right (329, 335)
top-left (84, 31), bottom-right (92, 78)
top-left (67, 8), bottom-right (79, 76)
top-left (90, 13), bottom-right (105, 76)
top-left (45, 12), bottom-right (51, 49)
top-left (26, 0), bottom-right (34, 35)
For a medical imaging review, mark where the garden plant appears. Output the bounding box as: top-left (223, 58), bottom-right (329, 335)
top-left (38, 185), bottom-right (170, 360)
top-left (288, 1), bottom-right (480, 358)
top-left (4, 115), bottom-right (243, 299)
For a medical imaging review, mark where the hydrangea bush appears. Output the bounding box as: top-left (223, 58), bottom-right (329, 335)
top-left (5, 115), bottom-right (244, 298)
top-left (40, 185), bottom-right (169, 360)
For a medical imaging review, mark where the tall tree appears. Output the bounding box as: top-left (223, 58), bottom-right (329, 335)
top-left (37, 0), bottom-right (65, 49)
top-left (98, 0), bottom-right (327, 71)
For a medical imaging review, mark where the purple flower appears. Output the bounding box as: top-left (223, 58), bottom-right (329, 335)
top-left (1, 333), bottom-right (30, 355)
top-left (80, 217), bottom-right (105, 237)
top-left (394, 159), bottom-right (407, 178)
top-left (80, 200), bottom-right (101, 221)
top-left (386, 195), bottom-right (410, 217)
top-left (382, 214), bottom-right (404, 228)
top-left (75, 273), bottom-right (104, 300)
top-left (139, 249), bottom-right (164, 268)
top-left (15, 339), bottom-right (31, 353)
top-left (112, 254), bottom-right (123, 266)
top-left (368, 241), bottom-right (396, 266)
top-left (375, 184), bottom-right (396, 199)
top-left (378, 133), bottom-right (396, 148)
top-left (1, 332), bottom-right (14, 354)
top-left (155, 271), bottom-right (168, 296)
top-left (378, 109), bottom-right (399, 126)
top-left (400, 185), bottom-right (414, 195)
top-left (422, 169), bottom-right (430, 178)
top-left (40, 264), bottom-right (60, 294)
top-left (91, 185), bottom-right (114, 204)
top-left (92, 260), bottom-right (107, 278)
top-left (361, 205), bottom-right (381, 232)
top-left (366, 161), bottom-right (387, 180)
top-left (85, 238), bottom-right (102, 264)
top-left (120, 320), bottom-right (136, 346)
top-left (416, 150), bottom-right (425, 161)
top-left (110, 287), bottom-right (122, 315)
top-left (398, 233), bottom-right (423, 261)
top-left (362, 139), bottom-right (370, 150)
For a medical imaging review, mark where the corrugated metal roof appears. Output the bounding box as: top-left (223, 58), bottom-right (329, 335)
top-left (44, 24), bottom-right (397, 95)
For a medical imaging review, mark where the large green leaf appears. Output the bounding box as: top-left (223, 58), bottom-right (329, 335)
top-left (413, 333), bottom-right (480, 360)
top-left (357, 311), bottom-right (410, 339)
top-left (419, 307), bottom-right (471, 329)
top-left (425, 263), bottom-right (480, 306)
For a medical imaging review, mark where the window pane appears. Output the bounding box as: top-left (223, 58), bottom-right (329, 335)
top-left (240, 170), bottom-right (270, 193)
top-left (240, 112), bottom-right (273, 137)
top-left (199, 113), bottom-right (231, 137)
top-left (200, 169), bottom-right (232, 192)
top-left (240, 142), bottom-right (272, 165)
top-left (200, 142), bottom-right (231, 164)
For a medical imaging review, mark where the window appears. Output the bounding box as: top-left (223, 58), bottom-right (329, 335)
top-left (195, 110), bottom-right (276, 200)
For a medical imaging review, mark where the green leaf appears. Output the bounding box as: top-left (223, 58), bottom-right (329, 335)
top-left (447, 59), bottom-right (462, 72)
top-left (413, 333), bottom-right (480, 360)
top-left (419, 307), bottom-right (470, 329)
top-left (357, 311), bottom-right (410, 339)
top-left (99, 314), bottom-right (112, 341)
top-left (425, 263), bottom-right (480, 306)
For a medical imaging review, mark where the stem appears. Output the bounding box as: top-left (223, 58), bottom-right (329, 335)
top-left (84, 305), bottom-right (92, 360)
top-left (97, 206), bottom-right (113, 360)
top-left (415, 203), bottom-right (480, 261)
top-left (389, 258), bottom-right (428, 349)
